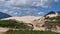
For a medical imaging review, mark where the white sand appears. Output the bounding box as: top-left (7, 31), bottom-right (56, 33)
top-left (0, 27), bottom-right (9, 32)
top-left (1, 16), bottom-right (60, 33)
top-left (1, 16), bottom-right (42, 23)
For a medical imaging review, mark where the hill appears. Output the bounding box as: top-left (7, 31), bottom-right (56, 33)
top-left (1, 16), bottom-right (42, 23)
top-left (0, 12), bottom-right (12, 19)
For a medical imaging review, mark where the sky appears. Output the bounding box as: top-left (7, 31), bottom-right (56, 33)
top-left (0, 0), bottom-right (60, 16)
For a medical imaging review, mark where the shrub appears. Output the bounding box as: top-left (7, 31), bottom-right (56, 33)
top-left (0, 20), bottom-right (31, 29)
top-left (4, 30), bottom-right (60, 34)
top-left (45, 16), bottom-right (60, 29)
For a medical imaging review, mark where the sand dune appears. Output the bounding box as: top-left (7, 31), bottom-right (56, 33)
top-left (1, 16), bottom-right (43, 23)
top-left (1, 16), bottom-right (45, 31)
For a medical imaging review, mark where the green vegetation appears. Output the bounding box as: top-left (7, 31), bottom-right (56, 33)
top-left (45, 16), bottom-right (60, 29)
top-left (0, 20), bottom-right (30, 29)
top-left (55, 16), bottom-right (60, 26)
top-left (0, 20), bottom-right (17, 28)
top-left (3, 30), bottom-right (60, 34)
top-left (0, 16), bottom-right (60, 34)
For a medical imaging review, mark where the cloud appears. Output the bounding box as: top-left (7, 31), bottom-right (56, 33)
top-left (38, 12), bottom-right (44, 15)
top-left (0, 0), bottom-right (59, 8)
top-left (0, 0), bottom-right (59, 16)
top-left (0, 7), bottom-right (41, 16)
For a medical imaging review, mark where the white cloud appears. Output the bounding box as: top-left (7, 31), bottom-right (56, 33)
top-left (0, 0), bottom-right (5, 1)
top-left (55, 0), bottom-right (59, 2)
top-left (0, 0), bottom-right (59, 8)
top-left (38, 12), bottom-right (44, 15)
top-left (3, 9), bottom-right (8, 12)
top-left (0, 0), bottom-right (59, 16)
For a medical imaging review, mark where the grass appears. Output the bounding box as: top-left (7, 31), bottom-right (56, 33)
top-left (0, 16), bottom-right (60, 34)
top-left (0, 20), bottom-right (31, 29)
top-left (45, 16), bottom-right (60, 29)
top-left (3, 30), bottom-right (60, 34)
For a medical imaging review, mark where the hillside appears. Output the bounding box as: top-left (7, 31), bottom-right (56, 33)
top-left (0, 11), bottom-right (60, 34)
top-left (1, 16), bottom-right (42, 23)
top-left (0, 12), bottom-right (12, 19)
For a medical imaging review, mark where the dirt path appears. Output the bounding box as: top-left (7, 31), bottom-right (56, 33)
top-left (0, 27), bottom-right (9, 34)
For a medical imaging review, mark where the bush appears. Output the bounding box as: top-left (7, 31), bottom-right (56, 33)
top-left (4, 30), bottom-right (60, 34)
top-left (45, 16), bottom-right (60, 29)
top-left (0, 20), bottom-right (30, 29)
top-left (0, 20), bottom-right (17, 28)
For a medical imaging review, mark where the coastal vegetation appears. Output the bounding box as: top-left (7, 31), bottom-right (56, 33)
top-left (45, 16), bottom-right (60, 30)
top-left (3, 30), bottom-right (60, 34)
top-left (0, 20), bottom-right (31, 29)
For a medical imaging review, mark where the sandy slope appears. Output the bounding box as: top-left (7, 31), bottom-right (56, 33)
top-left (1, 16), bottom-right (42, 23)
top-left (1, 16), bottom-right (60, 33)
top-left (0, 27), bottom-right (9, 34)
top-left (0, 16), bottom-right (43, 33)
top-left (1, 16), bottom-right (45, 31)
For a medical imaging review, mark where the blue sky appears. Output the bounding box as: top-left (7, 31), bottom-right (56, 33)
top-left (39, 0), bottom-right (60, 15)
top-left (0, 0), bottom-right (60, 16)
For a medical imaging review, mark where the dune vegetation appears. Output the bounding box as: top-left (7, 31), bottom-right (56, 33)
top-left (0, 16), bottom-right (60, 34)
top-left (45, 16), bottom-right (60, 29)
top-left (3, 30), bottom-right (60, 34)
top-left (0, 20), bottom-right (31, 29)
